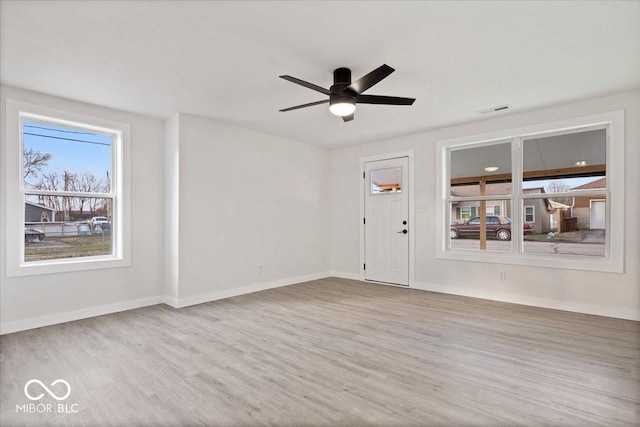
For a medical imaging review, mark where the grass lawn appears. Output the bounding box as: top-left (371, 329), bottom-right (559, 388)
top-left (524, 230), bottom-right (604, 244)
top-left (25, 234), bottom-right (111, 262)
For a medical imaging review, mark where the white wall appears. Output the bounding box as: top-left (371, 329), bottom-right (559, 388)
top-left (2, 86), bottom-right (637, 333)
top-left (331, 90), bottom-right (640, 320)
top-left (0, 86), bottom-right (166, 333)
top-left (0, 89), bottom-right (331, 332)
top-left (167, 114), bottom-right (331, 306)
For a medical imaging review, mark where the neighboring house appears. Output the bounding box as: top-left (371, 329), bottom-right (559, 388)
top-left (572, 177), bottom-right (606, 229)
top-left (24, 201), bottom-right (56, 222)
top-left (523, 188), bottom-right (552, 234)
top-left (451, 182), bottom-right (510, 223)
top-left (451, 183), bottom-right (570, 233)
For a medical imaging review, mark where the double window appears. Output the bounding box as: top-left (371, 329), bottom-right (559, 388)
top-left (5, 100), bottom-right (130, 276)
top-left (437, 111), bottom-right (624, 273)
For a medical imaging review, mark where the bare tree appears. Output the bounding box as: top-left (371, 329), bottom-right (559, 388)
top-left (24, 148), bottom-right (110, 220)
top-left (75, 172), bottom-right (102, 215)
top-left (86, 175), bottom-right (109, 215)
top-left (546, 181), bottom-right (572, 205)
top-left (35, 171), bottom-right (63, 213)
top-left (23, 148), bottom-right (52, 184)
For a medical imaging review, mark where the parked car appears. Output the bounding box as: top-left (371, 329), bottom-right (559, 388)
top-left (90, 216), bottom-right (109, 226)
top-left (450, 216), bottom-right (534, 241)
top-left (25, 228), bottom-right (45, 243)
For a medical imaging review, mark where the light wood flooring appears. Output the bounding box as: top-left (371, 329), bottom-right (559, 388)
top-left (1, 277), bottom-right (639, 426)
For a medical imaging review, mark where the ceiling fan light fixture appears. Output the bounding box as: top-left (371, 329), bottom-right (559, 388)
top-left (329, 101), bottom-right (356, 117)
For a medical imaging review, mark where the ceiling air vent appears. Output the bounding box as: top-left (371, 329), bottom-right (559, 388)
top-left (477, 104), bottom-right (510, 115)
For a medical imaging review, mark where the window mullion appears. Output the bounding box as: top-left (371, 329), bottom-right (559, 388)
top-left (24, 190), bottom-right (113, 199)
top-left (449, 195), bottom-right (513, 203)
top-left (521, 190), bottom-right (607, 200)
top-left (512, 137), bottom-right (523, 254)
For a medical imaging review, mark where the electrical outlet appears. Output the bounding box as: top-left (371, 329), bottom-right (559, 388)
top-left (258, 264), bottom-right (263, 273)
top-left (498, 272), bottom-right (506, 281)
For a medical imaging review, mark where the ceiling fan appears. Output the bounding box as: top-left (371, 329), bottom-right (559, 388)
top-left (279, 64), bottom-right (415, 122)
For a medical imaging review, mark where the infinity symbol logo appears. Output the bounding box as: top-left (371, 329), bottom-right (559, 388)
top-left (24, 379), bottom-right (71, 401)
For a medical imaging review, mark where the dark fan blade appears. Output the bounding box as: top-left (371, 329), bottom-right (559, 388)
top-left (344, 64), bottom-right (395, 95)
top-left (342, 113), bottom-right (354, 122)
top-left (279, 99), bottom-right (329, 112)
top-left (279, 75), bottom-right (331, 95)
top-left (356, 94), bottom-right (415, 105)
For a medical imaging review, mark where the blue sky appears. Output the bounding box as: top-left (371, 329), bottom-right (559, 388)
top-left (23, 121), bottom-right (111, 187)
top-left (522, 176), bottom-right (597, 191)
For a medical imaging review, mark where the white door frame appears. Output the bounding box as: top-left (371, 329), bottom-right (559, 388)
top-left (359, 150), bottom-right (415, 287)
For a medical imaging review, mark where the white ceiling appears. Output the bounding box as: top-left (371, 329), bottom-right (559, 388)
top-left (2, 1), bottom-right (639, 149)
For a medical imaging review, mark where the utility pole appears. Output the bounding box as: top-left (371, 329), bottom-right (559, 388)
top-left (64, 170), bottom-right (70, 221)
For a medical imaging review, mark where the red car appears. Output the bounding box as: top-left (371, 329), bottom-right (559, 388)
top-left (450, 216), bottom-right (534, 241)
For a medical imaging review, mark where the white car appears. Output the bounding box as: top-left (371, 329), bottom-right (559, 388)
top-left (90, 216), bottom-right (109, 226)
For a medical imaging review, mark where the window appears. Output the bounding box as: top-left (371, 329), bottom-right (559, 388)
top-left (524, 206), bottom-right (535, 223)
top-left (455, 207), bottom-right (472, 221)
top-left (448, 141), bottom-right (513, 252)
top-left (371, 167), bottom-right (402, 194)
top-left (521, 129), bottom-right (608, 258)
top-left (436, 111), bottom-right (624, 273)
top-left (456, 205), bottom-right (499, 221)
top-left (5, 100), bottom-right (130, 276)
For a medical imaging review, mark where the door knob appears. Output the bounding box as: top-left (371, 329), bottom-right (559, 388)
top-left (397, 229), bottom-right (408, 234)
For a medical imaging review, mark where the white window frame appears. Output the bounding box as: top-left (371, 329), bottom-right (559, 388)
top-left (524, 206), bottom-right (535, 223)
top-left (436, 110), bottom-right (624, 273)
top-left (4, 99), bottom-right (131, 277)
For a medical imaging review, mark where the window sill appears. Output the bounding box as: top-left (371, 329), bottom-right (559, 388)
top-left (7, 256), bottom-right (130, 277)
top-left (436, 249), bottom-right (622, 273)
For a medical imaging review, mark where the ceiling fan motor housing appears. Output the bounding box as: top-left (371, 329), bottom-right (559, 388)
top-left (333, 67), bottom-right (352, 85)
top-left (330, 67), bottom-right (355, 106)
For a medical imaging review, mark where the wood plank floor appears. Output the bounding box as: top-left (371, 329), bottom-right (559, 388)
top-left (1, 277), bottom-right (639, 426)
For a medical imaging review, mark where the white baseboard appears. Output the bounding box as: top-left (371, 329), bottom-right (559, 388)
top-left (330, 271), bottom-right (361, 281)
top-left (164, 271), bottom-right (332, 309)
top-left (0, 295), bottom-right (165, 335)
top-left (1, 272), bottom-right (333, 335)
top-left (5, 273), bottom-right (634, 334)
top-left (161, 295), bottom-right (179, 307)
top-left (412, 281), bottom-right (640, 321)
top-left (329, 275), bottom-right (639, 321)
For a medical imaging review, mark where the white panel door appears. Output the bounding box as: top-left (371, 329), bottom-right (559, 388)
top-left (590, 200), bottom-right (606, 229)
top-left (364, 157), bottom-right (409, 286)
